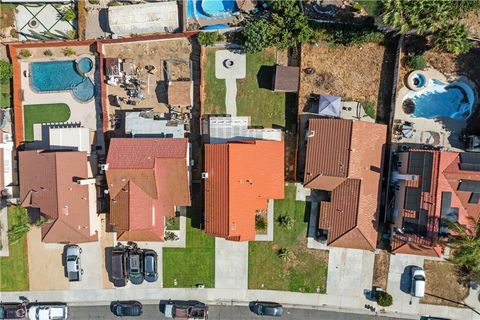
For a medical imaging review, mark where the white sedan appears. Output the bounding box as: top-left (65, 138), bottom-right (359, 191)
top-left (411, 267), bottom-right (426, 298)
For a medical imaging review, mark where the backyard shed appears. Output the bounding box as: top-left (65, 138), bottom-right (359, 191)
top-left (108, 2), bottom-right (179, 36)
top-left (272, 65), bottom-right (300, 92)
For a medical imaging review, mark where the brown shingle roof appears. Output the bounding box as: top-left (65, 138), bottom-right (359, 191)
top-left (204, 140), bottom-right (284, 241)
top-left (273, 65), bottom-right (300, 92)
top-left (304, 119), bottom-right (386, 251)
top-left (106, 138), bottom-right (191, 241)
top-left (168, 81), bottom-right (192, 106)
top-left (19, 150), bottom-right (97, 243)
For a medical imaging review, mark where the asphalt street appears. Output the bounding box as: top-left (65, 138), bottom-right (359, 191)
top-left (69, 305), bottom-right (409, 320)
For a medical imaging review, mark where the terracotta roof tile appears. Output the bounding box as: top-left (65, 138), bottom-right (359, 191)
top-left (204, 140), bottom-right (284, 241)
top-left (107, 138), bottom-right (190, 241)
top-left (304, 119), bottom-right (386, 251)
top-left (19, 150), bottom-right (97, 243)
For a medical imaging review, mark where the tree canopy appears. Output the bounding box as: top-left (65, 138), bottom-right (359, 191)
top-left (381, 0), bottom-right (479, 54)
top-left (242, 0), bottom-right (313, 53)
top-left (0, 60), bottom-right (13, 84)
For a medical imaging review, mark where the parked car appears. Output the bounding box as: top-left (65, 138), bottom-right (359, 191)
top-left (143, 249), bottom-right (158, 282)
top-left (110, 301), bottom-right (142, 317)
top-left (28, 304), bottom-right (68, 320)
top-left (164, 301), bottom-right (208, 319)
top-left (127, 250), bottom-right (144, 285)
top-left (111, 247), bottom-right (127, 287)
top-left (420, 317), bottom-right (451, 320)
top-left (66, 245), bottom-right (83, 282)
top-left (251, 301), bottom-right (283, 317)
top-left (0, 302), bottom-right (27, 319)
top-left (411, 267), bottom-right (426, 298)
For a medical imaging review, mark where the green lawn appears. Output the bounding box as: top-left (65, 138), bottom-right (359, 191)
top-left (0, 206), bottom-right (29, 291)
top-left (249, 184), bottom-right (328, 293)
top-left (163, 213), bottom-right (215, 288)
top-left (237, 49), bottom-right (286, 128)
top-left (0, 83), bottom-right (11, 108)
top-left (203, 49), bottom-right (226, 115)
top-left (23, 103), bottom-right (71, 141)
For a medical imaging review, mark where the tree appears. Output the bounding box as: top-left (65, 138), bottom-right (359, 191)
top-left (434, 22), bottom-right (472, 55)
top-left (445, 219), bottom-right (480, 282)
top-left (62, 8), bottom-right (76, 22)
top-left (0, 60), bottom-right (13, 84)
top-left (243, 18), bottom-right (275, 53)
top-left (376, 292), bottom-right (393, 307)
top-left (197, 32), bottom-right (224, 47)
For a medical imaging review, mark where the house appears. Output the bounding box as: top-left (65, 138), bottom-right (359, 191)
top-left (390, 149), bottom-right (480, 257)
top-left (18, 150), bottom-right (98, 243)
top-left (106, 138), bottom-right (190, 241)
top-left (204, 140), bottom-right (284, 241)
top-left (303, 118), bottom-right (386, 251)
top-left (272, 65), bottom-right (300, 92)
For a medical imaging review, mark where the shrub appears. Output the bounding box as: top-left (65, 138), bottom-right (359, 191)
top-left (19, 49), bottom-right (31, 58)
top-left (277, 215), bottom-right (295, 230)
top-left (0, 60), bottom-right (13, 84)
top-left (197, 32), bottom-right (224, 47)
top-left (376, 292), bottom-right (393, 307)
top-left (352, 2), bottom-right (363, 12)
top-left (277, 248), bottom-right (294, 262)
top-left (255, 214), bottom-right (267, 232)
top-left (62, 8), bottom-right (76, 22)
top-left (406, 54), bottom-right (426, 70)
top-left (363, 100), bottom-right (376, 119)
top-left (67, 29), bottom-right (77, 40)
top-left (88, 0), bottom-right (100, 4)
top-left (62, 47), bottom-right (76, 57)
top-left (43, 49), bottom-right (53, 56)
top-left (164, 231), bottom-right (179, 241)
top-left (312, 24), bottom-right (384, 46)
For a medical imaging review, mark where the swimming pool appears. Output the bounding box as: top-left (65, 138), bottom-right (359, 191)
top-left (187, 0), bottom-right (238, 20)
top-left (77, 57), bottom-right (93, 74)
top-left (403, 79), bottom-right (475, 120)
top-left (31, 60), bottom-right (95, 102)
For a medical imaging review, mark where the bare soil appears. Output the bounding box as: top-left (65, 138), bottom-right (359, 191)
top-left (461, 11), bottom-right (480, 39)
top-left (299, 42), bottom-right (385, 113)
top-left (372, 250), bottom-right (390, 290)
top-left (421, 260), bottom-right (469, 307)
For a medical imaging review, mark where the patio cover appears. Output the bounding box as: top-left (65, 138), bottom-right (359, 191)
top-left (315, 95), bottom-right (341, 117)
top-left (108, 2), bottom-right (179, 36)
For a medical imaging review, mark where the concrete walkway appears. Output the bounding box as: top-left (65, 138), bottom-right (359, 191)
top-left (215, 50), bottom-right (246, 117)
top-left (214, 238), bottom-right (248, 289)
top-left (0, 205), bottom-right (9, 257)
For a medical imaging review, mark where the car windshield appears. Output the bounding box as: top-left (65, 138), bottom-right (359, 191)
top-left (414, 275), bottom-right (425, 281)
top-left (67, 256), bottom-right (76, 261)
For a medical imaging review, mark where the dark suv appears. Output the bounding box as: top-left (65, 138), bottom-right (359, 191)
top-left (127, 250), bottom-right (144, 285)
top-left (251, 301), bottom-right (283, 317)
top-left (0, 302), bottom-right (26, 319)
top-left (111, 246), bottom-right (127, 287)
top-left (143, 250), bottom-right (158, 282)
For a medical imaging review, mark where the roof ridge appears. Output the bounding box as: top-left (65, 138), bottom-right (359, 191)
top-left (53, 152), bottom-right (60, 223)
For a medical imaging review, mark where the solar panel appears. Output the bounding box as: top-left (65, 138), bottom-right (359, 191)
top-left (441, 192), bottom-right (459, 222)
top-left (404, 187), bottom-right (421, 211)
top-left (469, 193), bottom-right (480, 204)
top-left (460, 152), bottom-right (480, 164)
top-left (460, 163), bottom-right (480, 172)
top-left (407, 152), bottom-right (433, 191)
top-left (458, 180), bottom-right (480, 192)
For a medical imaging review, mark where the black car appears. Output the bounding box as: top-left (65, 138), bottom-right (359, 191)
top-left (111, 247), bottom-right (127, 287)
top-left (110, 301), bottom-right (142, 317)
top-left (0, 302), bottom-right (27, 319)
top-left (127, 250), bottom-right (144, 285)
top-left (143, 249), bottom-right (158, 282)
top-left (252, 301), bottom-right (283, 317)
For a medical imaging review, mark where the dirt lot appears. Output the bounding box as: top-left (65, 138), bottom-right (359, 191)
top-left (372, 250), bottom-right (390, 290)
top-left (0, 4), bottom-right (17, 42)
top-left (425, 48), bottom-right (480, 86)
top-left (103, 38), bottom-right (193, 121)
top-left (299, 42), bottom-right (386, 113)
top-left (421, 260), bottom-right (469, 307)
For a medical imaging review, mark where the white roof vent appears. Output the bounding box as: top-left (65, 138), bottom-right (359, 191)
top-left (201, 172), bottom-right (209, 179)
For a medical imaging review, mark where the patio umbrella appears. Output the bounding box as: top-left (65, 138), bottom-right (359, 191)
top-left (316, 94), bottom-right (341, 117)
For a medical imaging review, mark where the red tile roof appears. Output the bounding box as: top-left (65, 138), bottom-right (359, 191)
top-left (392, 150), bottom-right (480, 256)
top-left (304, 119), bottom-right (387, 251)
top-left (18, 150), bottom-right (97, 243)
top-left (106, 138), bottom-right (190, 241)
top-left (204, 140), bottom-right (284, 241)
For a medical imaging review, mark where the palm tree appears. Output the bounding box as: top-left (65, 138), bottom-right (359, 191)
top-left (445, 218), bottom-right (480, 282)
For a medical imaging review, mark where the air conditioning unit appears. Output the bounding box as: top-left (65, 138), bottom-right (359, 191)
top-left (201, 172), bottom-right (208, 179)
top-left (99, 163), bottom-right (109, 171)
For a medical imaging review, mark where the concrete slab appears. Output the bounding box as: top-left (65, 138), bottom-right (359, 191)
top-left (215, 238), bottom-right (248, 289)
top-left (215, 50), bottom-right (246, 80)
top-left (327, 248), bottom-right (375, 298)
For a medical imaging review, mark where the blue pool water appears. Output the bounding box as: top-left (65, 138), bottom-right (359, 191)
top-left (404, 79), bottom-right (475, 120)
top-left (31, 60), bottom-right (95, 102)
top-left (188, 0), bottom-right (238, 20)
top-left (78, 57), bottom-right (93, 74)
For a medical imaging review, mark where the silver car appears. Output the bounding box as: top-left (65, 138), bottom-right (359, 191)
top-left (66, 245), bottom-right (83, 282)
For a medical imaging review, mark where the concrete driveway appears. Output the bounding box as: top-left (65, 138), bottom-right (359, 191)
top-left (215, 238), bottom-right (248, 289)
top-left (327, 248), bottom-right (375, 298)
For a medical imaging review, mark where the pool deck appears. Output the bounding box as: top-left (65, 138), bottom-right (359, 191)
top-left (393, 68), bottom-right (472, 151)
top-left (20, 59), bottom-right (100, 145)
